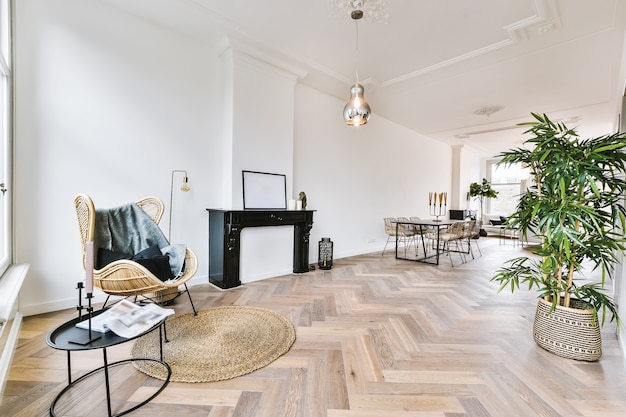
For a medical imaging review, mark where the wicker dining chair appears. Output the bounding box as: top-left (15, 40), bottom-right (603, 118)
top-left (74, 194), bottom-right (197, 315)
top-left (382, 217), bottom-right (398, 256)
top-left (463, 220), bottom-right (482, 259)
top-left (429, 221), bottom-right (466, 267)
top-left (382, 217), bottom-right (418, 256)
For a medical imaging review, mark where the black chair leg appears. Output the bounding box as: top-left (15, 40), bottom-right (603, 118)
top-left (381, 236), bottom-right (393, 256)
top-left (163, 320), bottom-right (169, 343)
top-left (185, 283), bottom-right (197, 316)
top-left (101, 295), bottom-right (111, 310)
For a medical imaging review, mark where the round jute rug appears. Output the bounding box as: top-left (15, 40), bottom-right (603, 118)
top-left (130, 306), bottom-right (296, 383)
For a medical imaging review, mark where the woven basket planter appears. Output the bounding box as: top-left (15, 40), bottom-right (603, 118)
top-left (533, 298), bottom-right (601, 361)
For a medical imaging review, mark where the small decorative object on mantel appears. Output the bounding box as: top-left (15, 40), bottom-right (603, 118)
top-left (428, 191), bottom-right (447, 222)
top-left (298, 191), bottom-right (307, 210)
top-left (318, 237), bottom-right (333, 270)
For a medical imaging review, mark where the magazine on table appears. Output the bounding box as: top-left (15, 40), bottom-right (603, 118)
top-left (75, 299), bottom-right (174, 338)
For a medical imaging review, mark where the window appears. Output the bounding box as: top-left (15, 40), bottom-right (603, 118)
top-left (487, 160), bottom-right (527, 216)
top-left (0, 0), bottom-right (11, 276)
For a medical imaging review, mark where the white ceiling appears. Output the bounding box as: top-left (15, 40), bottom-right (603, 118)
top-left (102, 0), bottom-right (626, 157)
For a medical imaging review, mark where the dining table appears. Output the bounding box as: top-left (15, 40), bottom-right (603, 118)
top-left (393, 218), bottom-right (465, 265)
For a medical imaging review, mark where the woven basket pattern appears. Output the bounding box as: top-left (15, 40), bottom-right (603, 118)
top-left (132, 306), bottom-right (296, 383)
top-left (533, 298), bottom-right (602, 361)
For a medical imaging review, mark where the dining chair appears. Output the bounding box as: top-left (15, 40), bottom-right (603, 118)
top-left (382, 217), bottom-right (416, 256)
top-left (435, 221), bottom-right (466, 267)
top-left (409, 216), bottom-right (430, 257)
top-left (382, 217), bottom-right (397, 256)
top-left (397, 217), bottom-right (419, 256)
top-left (466, 220), bottom-right (482, 258)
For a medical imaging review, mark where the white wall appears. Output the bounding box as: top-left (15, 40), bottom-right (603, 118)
top-left (460, 146), bottom-right (483, 213)
top-left (222, 47), bottom-right (301, 282)
top-left (14, 0), bottom-right (222, 314)
top-left (293, 85), bottom-right (452, 258)
top-left (14, 0), bottom-right (455, 315)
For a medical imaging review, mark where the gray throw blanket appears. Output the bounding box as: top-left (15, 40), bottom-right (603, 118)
top-left (94, 203), bottom-right (186, 279)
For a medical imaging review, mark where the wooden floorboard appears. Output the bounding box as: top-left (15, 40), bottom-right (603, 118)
top-left (1, 237), bottom-right (625, 416)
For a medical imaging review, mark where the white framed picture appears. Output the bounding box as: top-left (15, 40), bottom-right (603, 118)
top-left (242, 170), bottom-right (287, 209)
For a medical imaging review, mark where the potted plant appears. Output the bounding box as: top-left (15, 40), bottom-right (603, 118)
top-left (469, 178), bottom-right (499, 236)
top-left (492, 113), bottom-right (626, 361)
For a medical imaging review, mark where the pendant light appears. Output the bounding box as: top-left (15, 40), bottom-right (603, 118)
top-left (343, 3), bottom-right (371, 126)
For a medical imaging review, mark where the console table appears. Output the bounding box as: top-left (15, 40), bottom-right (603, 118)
top-left (207, 209), bottom-right (315, 289)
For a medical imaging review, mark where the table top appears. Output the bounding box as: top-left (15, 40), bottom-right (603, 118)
top-left (392, 219), bottom-right (465, 226)
top-left (46, 309), bottom-right (164, 352)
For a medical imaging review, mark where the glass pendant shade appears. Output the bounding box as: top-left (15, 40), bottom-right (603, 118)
top-left (343, 82), bottom-right (371, 126)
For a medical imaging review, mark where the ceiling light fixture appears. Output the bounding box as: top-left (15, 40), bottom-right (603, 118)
top-left (330, 0), bottom-right (390, 24)
top-left (343, 0), bottom-right (371, 126)
top-left (473, 106), bottom-right (504, 117)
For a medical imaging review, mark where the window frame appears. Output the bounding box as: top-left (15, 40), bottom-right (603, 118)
top-left (0, 0), bottom-right (12, 277)
top-left (486, 159), bottom-right (525, 216)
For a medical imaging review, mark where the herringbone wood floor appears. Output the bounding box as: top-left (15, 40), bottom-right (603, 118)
top-left (2, 238), bottom-right (626, 417)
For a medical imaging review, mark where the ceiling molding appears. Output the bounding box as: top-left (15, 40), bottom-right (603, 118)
top-left (454, 124), bottom-right (526, 139)
top-left (454, 114), bottom-right (581, 140)
top-left (380, 0), bottom-right (557, 87)
top-left (218, 36), bottom-right (309, 82)
top-left (380, 39), bottom-right (515, 87)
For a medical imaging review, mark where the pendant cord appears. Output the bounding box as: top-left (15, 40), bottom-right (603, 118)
top-left (354, 18), bottom-right (360, 83)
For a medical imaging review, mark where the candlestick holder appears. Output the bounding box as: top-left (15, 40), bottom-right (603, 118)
top-left (69, 282), bottom-right (101, 346)
top-left (429, 203), bottom-right (447, 222)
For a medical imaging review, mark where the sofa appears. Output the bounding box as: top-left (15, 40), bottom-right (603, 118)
top-left (481, 213), bottom-right (539, 244)
top-left (481, 213), bottom-right (508, 236)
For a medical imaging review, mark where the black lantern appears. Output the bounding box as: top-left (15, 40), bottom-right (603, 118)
top-left (318, 237), bottom-right (333, 270)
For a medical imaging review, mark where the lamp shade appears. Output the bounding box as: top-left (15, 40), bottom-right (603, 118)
top-left (343, 83), bottom-right (371, 126)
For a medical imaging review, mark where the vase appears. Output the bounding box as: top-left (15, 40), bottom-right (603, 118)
top-left (533, 298), bottom-right (602, 361)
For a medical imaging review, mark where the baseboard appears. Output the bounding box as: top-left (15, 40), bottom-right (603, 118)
top-left (20, 274), bottom-right (209, 317)
top-left (616, 325), bottom-right (626, 370)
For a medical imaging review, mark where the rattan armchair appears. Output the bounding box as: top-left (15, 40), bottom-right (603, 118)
top-left (74, 194), bottom-right (197, 315)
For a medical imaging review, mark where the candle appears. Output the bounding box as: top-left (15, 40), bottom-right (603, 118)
top-left (428, 192), bottom-right (432, 205)
top-left (85, 241), bottom-right (94, 293)
top-left (444, 192), bottom-right (447, 205)
top-left (433, 192), bottom-right (437, 205)
top-left (439, 192), bottom-right (443, 205)
top-left (296, 200), bottom-right (303, 210)
top-left (288, 199), bottom-right (296, 210)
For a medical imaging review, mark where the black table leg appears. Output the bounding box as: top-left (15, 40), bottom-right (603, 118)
top-left (103, 348), bottom-right (112, 417)
top-left (66, 351), bottom-right (72, 384)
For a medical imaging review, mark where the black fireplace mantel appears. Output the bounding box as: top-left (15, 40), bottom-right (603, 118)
top-left (207, 209), bottom-right (315, 289)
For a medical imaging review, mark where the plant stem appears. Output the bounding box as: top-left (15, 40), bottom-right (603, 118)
top-left (536, 174), bottom-right (551, 302)
top-left (564, 219), bottom-right (580, 308)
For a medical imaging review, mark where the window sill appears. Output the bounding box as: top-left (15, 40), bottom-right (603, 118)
top-left (0, 264), bottom-right (29, 397)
